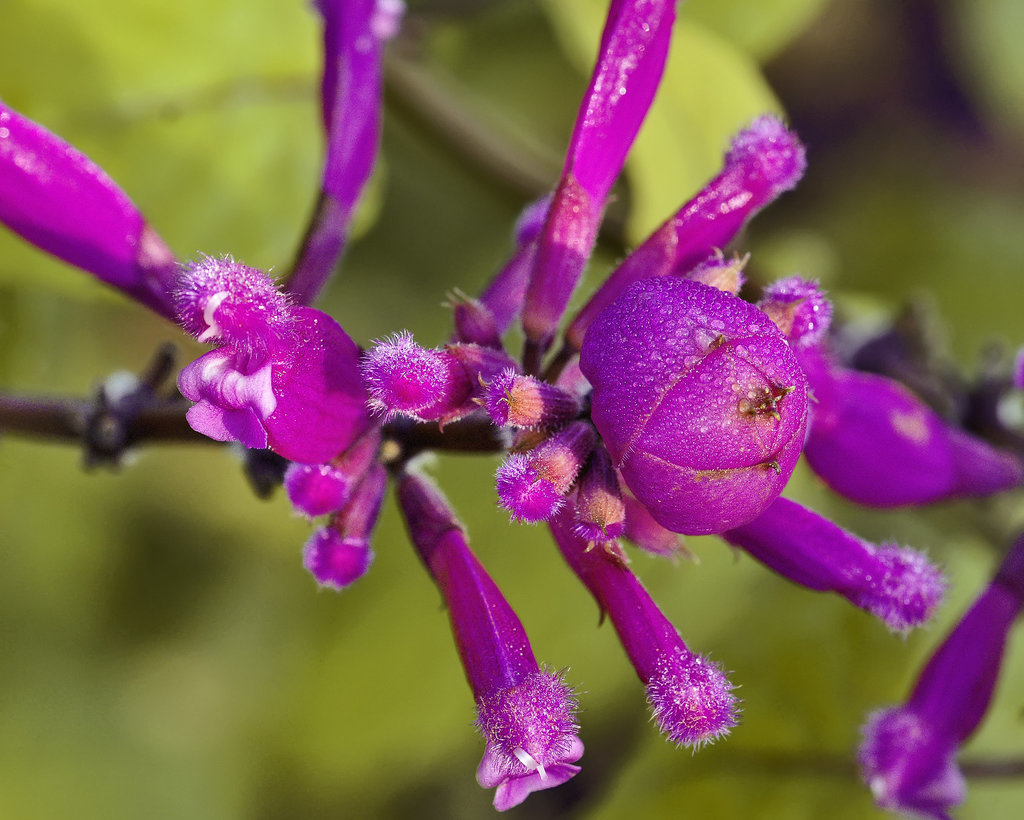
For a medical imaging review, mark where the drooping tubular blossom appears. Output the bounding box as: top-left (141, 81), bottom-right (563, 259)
top-left (363, 333), bottom-right (517, 424)
top-left (724, 497), bottom-right (945, 633)
top-left (859, 535), bottom-right (1024, 819)
top-left (550, 509), bottom-right (738, 746)
top-left (581, 276), bottom-right (808, 534)
top-left (799, 346), bottom-right (1024, 507)
top-left (175, 256), bottom-right (369, 464)
top-left (565, 115), bottom-right (805, 351)
top-left (484, 369), bottom-right (581, 429)
top-left (286, 0), bottom-right (403, 304)
top-left (757, 276), bottom-right (832, 349)
top-left (496, 421), bottom-right (597, 522)
top-left (303, 462), bottom-right (387, 589)
top-left (396, 471), bottom-right (583, 811)
top-left (522, 0), bottom-right (677, 366)
top-left (0, 104), bottom-right (178, 320)
top-left (573, 445), bottom-right (626, 544)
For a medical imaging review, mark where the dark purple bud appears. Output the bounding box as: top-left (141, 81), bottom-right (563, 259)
top-left (496, 422), bottom-right (597, 522)
top-left (176, 256), bottom-right (294, 354)
top-left (551, 510), bottom-right (738, 746)
top-left (396, 472), bottom-right (583, 810)
top-left (566, 115), bottom-right (805, 351)
top-left (724, 497), bottom-right (945, 633)
top-left (572, 445), bottom-right (626, 544)
top-left (484, 369), bottom-right (580, 429)
top-left (581, 277), bottom-right (808, 534)
top-left (0, 104), bottom-right (178, 319)
top-left (859, 535), bottom-right (1024, 817)
top-left (802, 350), bottom-right (1024, 506)
top-left (757, 277), bottom-right (832, 349)
top-left (522, 0), bottom-right (677, 362)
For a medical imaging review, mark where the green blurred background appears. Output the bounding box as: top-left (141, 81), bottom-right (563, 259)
top-left (2, 0), bottom-right (1024, 817)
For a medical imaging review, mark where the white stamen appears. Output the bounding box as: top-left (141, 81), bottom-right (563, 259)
top-left (197, 291), bottom-right (230, 342)
top-left (513, 748), bottom-right (546, 780)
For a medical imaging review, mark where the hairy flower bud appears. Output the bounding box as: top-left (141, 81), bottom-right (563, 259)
top-left (581, 277), bottom-right (808, 534)
top-left (757, 276), bottom-right (832, 348)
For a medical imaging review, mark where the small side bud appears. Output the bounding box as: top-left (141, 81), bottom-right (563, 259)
top-left (484, 369), bottom-right (580, 429)
top-left (572, 446), bottom-right (626, 543)
top-left (496, 422), bottom-right (597, 522)
top-left (285, 462), bottom-right (353, 518)
top-left (757, 276), bottom-right (832, 348)
top-left (303, 528), bottom-right (374, 589)
top-left (684, 252), bottom-right (747, 295)
top-left (303, 464), bottom-right (387, 589)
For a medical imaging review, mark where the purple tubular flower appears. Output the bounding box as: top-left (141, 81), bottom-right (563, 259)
top-left (176, 258), bottom-right (369, 463)
top-left (724, 497), bottom-right (945, 633)
top-left (859, 535), bottom-right (1024, 819)
top-left (303, 463), bottom-right (387, 589)
top-left (580, 277), bottom-right (808, 534)
top-left (496, 421), bottom-right (597, 522)
top-left (484, 369), bottom-right (580, 429)
top-left (550, 509), bottom-right (738, 746)
top-left (801, 348), bottom-right (1024, 506)
top-left (572, 445), bottom-right (626, 544)
top-left (565, 116), bottom-right (805, 351)
top-left (396, 472), bottom-right (583, 811)
top-left (287, 0), bottom-right (403, 304)
top-left (521, 0), bottom-right (677, 364)
top-left (0, 104), bottom-right (178, 319)
top-left (757, 276), bottom-right (833, 348)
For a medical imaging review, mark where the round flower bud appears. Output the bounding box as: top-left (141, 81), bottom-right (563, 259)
top-left (580, 277), bottom-right (808, 534)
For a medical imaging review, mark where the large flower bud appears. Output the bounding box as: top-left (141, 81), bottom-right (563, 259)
top-left (580, 277), bottom-right (807, 534)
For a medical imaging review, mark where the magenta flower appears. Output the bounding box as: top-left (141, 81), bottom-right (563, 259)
top-left (397, 472), bottom-right (583, 810)
top-left (859, 535), bottom-right (1024, 818)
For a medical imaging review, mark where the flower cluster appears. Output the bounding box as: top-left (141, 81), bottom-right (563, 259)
top-left (2, 0), bottom-right (1023, 814)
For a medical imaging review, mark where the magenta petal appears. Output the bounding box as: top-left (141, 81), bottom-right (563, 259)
top-left (265, 307), bottom-right (369, 464)
top-left (0, 104), bottom-right (177, 319)
top-left (489, 760), bottom-right (582, 812)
